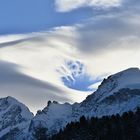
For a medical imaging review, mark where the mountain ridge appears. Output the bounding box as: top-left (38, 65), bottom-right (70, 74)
top-left (0, 67), bottom-right (140, 139)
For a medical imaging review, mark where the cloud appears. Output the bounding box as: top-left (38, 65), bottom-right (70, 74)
top-left (0, 30), bottom-right (92, 113)
top-left (0, 17), bottom-right (139, 112)
top-left (0, 0), bottom-right (140, 113)
top-left (0, 60), bottom-right (89, 113)
top-left (75, 15), bottom-right (140, 54)
top-left (55, 0), bottom-right (122, 12)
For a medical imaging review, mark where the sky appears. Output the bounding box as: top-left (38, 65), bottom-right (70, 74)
top-left (0, 0), bottom-right (140, 113)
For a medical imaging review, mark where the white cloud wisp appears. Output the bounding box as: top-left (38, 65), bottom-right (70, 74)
top-left (55, 0), bottom-right (122, 12)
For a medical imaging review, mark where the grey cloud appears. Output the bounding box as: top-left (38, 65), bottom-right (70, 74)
top-left (0, 36), bottom-right (46, 48)
top-left (0, 61), bottom-right (72, 112)
top-left (0, 0), bottom-right (139, 112)
top-left (73, 0), bottom-right (140, 54)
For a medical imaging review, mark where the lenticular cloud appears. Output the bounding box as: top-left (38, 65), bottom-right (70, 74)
top-left (55, 0), bottom-right (122, 12)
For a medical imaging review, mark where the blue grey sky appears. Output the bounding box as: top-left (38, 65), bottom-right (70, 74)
top-left (0, 0), bottom-right (94, 35)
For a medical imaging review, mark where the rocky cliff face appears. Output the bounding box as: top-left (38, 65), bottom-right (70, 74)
top-left (0, 96), bottom-right (34, 140)
top-left (0, 68), bottom-right (140, 139)
top-left (29, 68), bottom-right (140, 138)
top-left (75, 68), bottom-right (140, 117)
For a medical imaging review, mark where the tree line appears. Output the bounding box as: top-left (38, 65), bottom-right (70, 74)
top-left (35, 108), bottom-right (140, 140)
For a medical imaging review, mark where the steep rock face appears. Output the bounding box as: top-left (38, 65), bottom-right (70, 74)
top-left (0, 68), bottom-right (140, 139)
top-left (95, 88), bottom-right (140, 116)
top-left (30, 68), bottom-right (140, 137)
top-left (75, 68), bottom-right (140, 117)
top-left (0, 96), bottom-right (34, 140)
top-left (29, 101), bottom-right (72, 138)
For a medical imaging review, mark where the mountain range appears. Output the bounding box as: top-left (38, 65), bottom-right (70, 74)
top-left (0, 68), bottom-right (140, 140)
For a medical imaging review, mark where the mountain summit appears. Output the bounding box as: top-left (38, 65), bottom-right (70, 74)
top-left (0, 96), bottom-right (33, 139)
top-left (0, 68), bottom-right (140, 139)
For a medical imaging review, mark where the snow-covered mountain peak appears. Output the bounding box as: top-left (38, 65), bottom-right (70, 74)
top-left (0, 96), bottom-right (16, 104)
top-left (0, 96), bottom-right (34, 139)
top-left (36, 100), bottom-right (70, 115)
top-left (90, 67), bottom-right (140, 101)
top-left (29, 101), bottom-right (72, 137)
top-left (4, 96), bottom-right (17, 102)
top-left (0, 96), bottom-right (34, 119)
top-left (114, 68), bottom-right (140, 87)
top-left (110, 67), bottom-right (140, 83)
top-left (0, 68), bottom-right (140, 139)
top-left (115, 67), bottom-right (140, 75)
top-left (28, 68), bottom-right (140, 138)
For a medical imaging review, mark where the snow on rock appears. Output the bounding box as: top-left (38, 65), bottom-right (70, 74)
top-left (0, 96), bottom-right (34, 139)
top-left (29, 101), bottom-right (72, 137)
top-left (29, 68), bottom-right (140, 137)
top-left (0, 68), bottom-right (140, 139)
top-left (77, 68), bottom-right (140, 117)
top-left (92, 67), bottom-right (140, 101)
